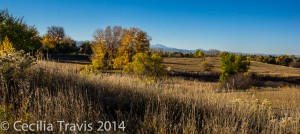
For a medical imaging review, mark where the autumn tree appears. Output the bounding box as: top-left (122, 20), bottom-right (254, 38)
top-left (45, 26), bottom-right (65, 43)
top-left (42, 26), bottom-right (65, 49)
top-left (92, 42), bottom-right (107, 69)
top-left (92, 26), bottom-right (123, 69)
top-left (42, 36), bottom-right (56, 50)
top-left (0, 10), bottom-right (41, 52)
top-left (91, 26), bottom-right (151, 69)
top-left (114, 28), bottom-right (150, 69)
top-left (42, 26), bottom-right (77, 54)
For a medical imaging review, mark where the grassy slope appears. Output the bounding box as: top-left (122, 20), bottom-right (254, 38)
top-left (48, 55), bottom-right (300, 76)
top-left (163, 57), bottom-right (300, 76)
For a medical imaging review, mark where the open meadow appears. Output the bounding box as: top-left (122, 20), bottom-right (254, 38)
top-left (1, 58), bottom-right (299, 133)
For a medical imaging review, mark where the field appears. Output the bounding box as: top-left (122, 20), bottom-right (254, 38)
top-left (163, 57), bottom-right (300, 75)
top-left (1, 57), bottom-right (299, 133)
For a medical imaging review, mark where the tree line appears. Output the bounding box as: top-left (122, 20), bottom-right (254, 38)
top-left (0, 10), bottom-right (92, 55)
top-left (249, 54), bottom-right (300, 68)
top-left (0, 10), bottom-right (165, 80)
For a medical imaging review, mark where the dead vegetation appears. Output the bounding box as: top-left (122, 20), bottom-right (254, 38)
top-left (1, 60), bottom-right (299, 133)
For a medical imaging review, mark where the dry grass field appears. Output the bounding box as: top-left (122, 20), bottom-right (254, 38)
top-left (1, 59), bottom-right (299, 133)
top-left (163, 57), bottom-right (300, 76)
top-left (1, 57), bottom-right (299, 133)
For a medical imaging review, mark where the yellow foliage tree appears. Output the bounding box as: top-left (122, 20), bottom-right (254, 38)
top-left (113, 30), bottom-right (134, 69)
top-left (0, 36), bottom-right (15, 55)
top-left (132, 28), bottom-right (150, 53)
top-left (91, 43), bottom-right (107, 69)
top-left (113, 28), bottom-right (150, 69)
top-left (91, 26), bottom-right (151, 70)
top-left (113, 48), bottom-right (131, 69)
top-left (42, 36), bottom-right (57, 49)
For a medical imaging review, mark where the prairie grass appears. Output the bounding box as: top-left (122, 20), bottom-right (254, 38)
top-left (163, 57), bottom-right (300, 76)
top-left (0, 61), bottom-right (299, 133)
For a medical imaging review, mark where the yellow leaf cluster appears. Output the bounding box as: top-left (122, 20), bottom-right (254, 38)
top-left (42, 36), bottom-right (57, 48)
top-left (91, 43), bottom-right (107, 69)
top-left (0, 36), bottom-right (15, 55)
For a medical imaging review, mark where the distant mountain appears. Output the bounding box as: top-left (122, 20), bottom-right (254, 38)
top-left (151, 44), bottom-right (199, 54)
top-left (150, 44), bottom-right (296, 56)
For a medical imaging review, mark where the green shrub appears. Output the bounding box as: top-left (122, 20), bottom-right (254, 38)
top-left (194, 49), bottom-right (205, 60)
top-left (123, 53), bottom-right (166, 81)
top-left (219, 54), bottom-right (250, 82)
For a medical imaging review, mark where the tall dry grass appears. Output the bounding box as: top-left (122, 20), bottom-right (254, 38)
top-left (0, 61), bottom-right (299, 133)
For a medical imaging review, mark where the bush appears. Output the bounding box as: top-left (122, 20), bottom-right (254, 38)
top-left (219, 54), bottom-right (250, 82)
top-left (289, 61), bottom-right (300, 68)
top-left (200, 61), bottom-right (213, 72)
top-left (0, 38), bottom-right (34, 115)
top-left (123, 53), bottom-right (166, 81)
top-left (275, 55), bottom-right (293, 66)
top-left (0, 50), bottom-right (35, 85)
top-left (221, 73), bottom-right (260, 90)
top-left (218, 51), bottom-right (229, 57)
top-left (264, 55), bottom-right (276, 64)
top-left (0, 37), bottom-right (35, 85)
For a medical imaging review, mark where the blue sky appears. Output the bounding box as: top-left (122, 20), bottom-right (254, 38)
top-left (1, 0), bottom-right (300, 55)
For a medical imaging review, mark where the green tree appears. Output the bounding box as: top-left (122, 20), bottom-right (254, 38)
top-left (194, 49), bottom-right (205, 60)
top-left (264, 55), bottom-right (276, 64)
top-left (280, 55), bottom-right (293, 66)
top-left (124, 53), bottom-right (166, 81)
top-left (55, 36), bottom-right (78, 53)
top-left (219, 51), bottom-right (229, 57)
top-left (79, 41), bottom-right (93, 55)
top-left (0, 10), bottom-right (41, 52)
top-left (256, 55), bottom-right (264, 62)
top-left (219, 54), bottom-right (250, 82)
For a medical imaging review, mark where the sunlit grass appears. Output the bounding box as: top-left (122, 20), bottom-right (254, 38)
top-left (1, 60), bottom-right (299, 133)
